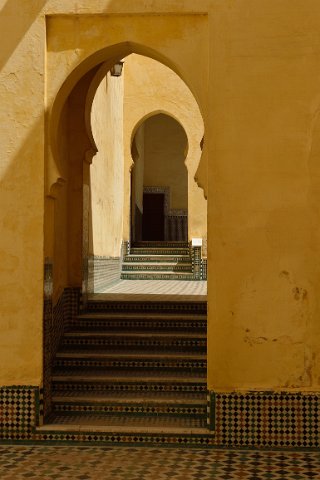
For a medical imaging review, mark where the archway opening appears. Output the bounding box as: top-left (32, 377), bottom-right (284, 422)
top-left (46, 51), bottom-right (206, 298)
top-left (44, 48), bottom-right (207, 423)
top-left (131, 113), bottom-right (188, 243)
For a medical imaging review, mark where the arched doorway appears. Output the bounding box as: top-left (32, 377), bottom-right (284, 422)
top-left (131, 113), bottom-right (189, 243)
top-left (44, 40), bottom-right (208, 429)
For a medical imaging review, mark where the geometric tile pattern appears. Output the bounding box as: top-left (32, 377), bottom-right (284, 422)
top-left (43, 266), bottom-right (80, 421)
top-left (201, 258), bottom-right (207, 280)
top-left (54, 358), bottom-right (206, 369)
top-left (215, 391), bottom-right (320, 448)
top-left (2, 386), bottom-right (320, 450)
top-left (87, 298), bottom-right (206, 314)
top-left (52, 403), bottom-right (207, 417)
top-left (121, 243), bottom-right (204, 281)
top-left (0, 445), bottom-right (319, 479)
top-left (120, 272), bottom-right (195, 281)
top-left (88, 256), bottom-right (121, 293)
top-left (52, 382), bottom-right (207, 394)
top-left (61, 336), bottom-right (206, 348)
top-left (191, 245), bottom-right (201, 280)
top-left (0, 387), bottom-right (36, 437)
top-left (50, 296), bottom-right (208, 430)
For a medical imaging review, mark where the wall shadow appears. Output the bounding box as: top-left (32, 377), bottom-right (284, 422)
top-left (0, 0), bottom-right (47, 72)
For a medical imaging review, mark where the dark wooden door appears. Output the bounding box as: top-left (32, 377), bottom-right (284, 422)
top-left (142, 193), bottom-right (165, 241)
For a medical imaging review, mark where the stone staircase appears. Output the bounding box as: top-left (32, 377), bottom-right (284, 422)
top-left (121, 241), bottom-right (194, 280)
top-left (47, 298), bottom-right (209, 438)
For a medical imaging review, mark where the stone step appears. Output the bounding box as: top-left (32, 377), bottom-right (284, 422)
top-left (52, 381), bottom-right (207, 394)
top-left (52, 401), bottom-right (206, 417)
top-left (51, 390), bottom-right (207, 403)
top-left (73, 313), bottom-right (206, 332)
top-left (55, 352), bottom-right (206, 369)
top-left (130, 248), bottom-right (190, 256)
top-left (122, 262), bottom-right (192, 272)
top-left (55, 352), bottom-right (206, 360)
top-left (51, 389), bottom-right (207, 417)
top-left (48, 298), bottom-right (208, 440)
top-left (52, 366), bottom-right (206, 383)
top-left (85, 300), bottom-right (207, 315)
top-left (132, 241), bottom-right (189, 248)
top-left (40, 412), bottom-right (210, 435)
top-left (123, 254), bottom-right (191, 263)
top-left (120, 272), bottom-right (195, 281)
top-left (54, 358), bottom-right (206, 372)
top-left (78, 312), bottom-right (207, 320)
top-left (61, 332), bottom-right (206, 351)
top-left (64, 331), bottom-right (206, 339)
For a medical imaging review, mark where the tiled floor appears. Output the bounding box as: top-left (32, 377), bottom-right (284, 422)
top-left (0, 446), bottom-right (319, 479)
top-left (96, 279), bottom-right (207, 296)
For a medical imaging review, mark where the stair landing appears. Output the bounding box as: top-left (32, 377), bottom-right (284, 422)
top-left (90, 279), bottom-right (207, 299)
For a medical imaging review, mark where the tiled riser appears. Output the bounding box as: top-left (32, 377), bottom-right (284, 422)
top-left (133, 242), bottom-right (188, 248)
top-left (121, 243), bottom-right (197, 280)
top-left (86, 302), bottom-right (207, 314)
top-left (124, 256), bottom-right (191, 263)
top-left (47, 300), bottom-right (208, 430)
top-left (73, 322), bottom-right (206, 332)
top-left (121, 273), bottom-right (194, 280)
top-left (61, 339), bottom-right (206, 349)
top-left (122, 264), bottom-right (192, 272)
top-left (52, 404), bottom-right (207, 417)
top-left (54, 360), bottom-right (206, 369)
top-left (52, 383), bottom-right (207, 393)
top-left (130, 249), bottom-right (190, 256)
top-left (88, 256), bottom-right (121, 293)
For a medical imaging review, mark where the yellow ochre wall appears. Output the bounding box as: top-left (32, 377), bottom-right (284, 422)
top-left (89, 70), bottom-right (124, 257)
top-left (0, 0), bottom-right (320, 395)
top-left (123, 53), bottom-right (206, 241)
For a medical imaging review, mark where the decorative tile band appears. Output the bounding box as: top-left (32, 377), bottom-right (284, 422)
top-left (52, 383), bottom-right (207, 394)
top-left (53, 404), bottom-right (207, 417)
top-left (0, 386), bottom-right (38, 439)
top-left (43, 260), bottom-right (80, 421)
top-left (213, 391), bottom-right (320, 448)
top-left (191, 245), bottom-right (201, 280)
top-left (54, 359), bottom-right (206, 369)
top-left (88, 256), bottom-right (121, 293)
top-left (201, 258), bottom-right (207, 280)
top-left (1, 387), bottom-right (320, 448)
top-left (87, 301), bottom-right (207, 314)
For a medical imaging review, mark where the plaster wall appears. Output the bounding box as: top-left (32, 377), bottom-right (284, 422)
top-left (1, 0), bottom-right (320, 397)
top-left (131, 125), bottom-right (145, 241)
top-left (133, 125), bottom-right (145, 213)
top-left (143, 114), bottom-right (188, 210)
top-left (123, 53), bottom-right (206, 240)
top-left (0, 0), bottom-right (45, 385)
top-left (89, 71), bottom-right (124, 257)
top-left (208, 0), bottom-right (320, 392)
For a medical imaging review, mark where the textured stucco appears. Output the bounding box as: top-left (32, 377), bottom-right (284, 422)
top-left (0, 0), bottom-right (45, 385)
top-left (123, 53), bottom-right (206, 241)
top-left (207, 0), bottom-right (320, 391)
top-left (1, 0), bottom-right (320, 397)
top-left (89, 70), bottom-right (124, 257)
